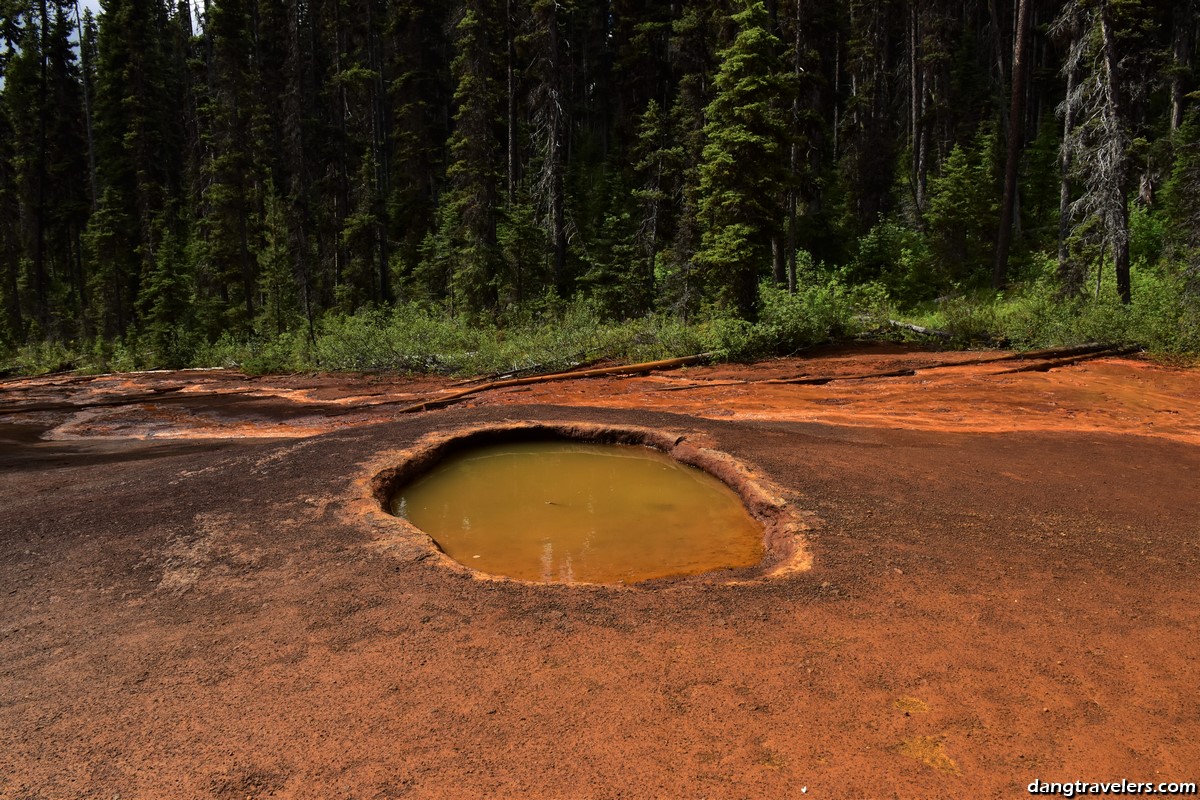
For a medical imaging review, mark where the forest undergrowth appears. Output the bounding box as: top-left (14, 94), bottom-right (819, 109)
top-left (6, 261), bottom-right (1195, 378)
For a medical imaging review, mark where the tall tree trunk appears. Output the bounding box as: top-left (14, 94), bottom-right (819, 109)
top-left (987, 0), bottom-right (1007, 105)
top-left (1057, 17), bottom-right (1078, 292)
top-left (1170, 1), bottom-right (1194, 133)
top-left (909, 2), bottom-right (926, 216)
top-left (787, 0), bottom-right (800, 292)
top-left (994, 0), bottom-right (1030, 289)
top-left (74, 0), bottom-right (98, 213)
top-left (543, 3), bottom-right (567, 294)
top-left (1099, 4), bottom-right (1130, 305)
top-left (368, 0), bottom-right (391, 303)
top-left (32, 0), bottom-right (50, 330)
top-left (506, 0), bottom-right (517, 205)
top-left (284, 0), bottom-right (316, 344)
top-left (771, 237), bottom-right (785, 285)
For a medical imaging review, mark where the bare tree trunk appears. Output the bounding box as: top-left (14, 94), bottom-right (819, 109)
top-left (1170, 0), bottom-right (1194, 133)
top-left (832, 30), bottom-right (840, 159)
top-left (907, 3), bottom-right (928, 218)
top-left (909, 3), bottom-right (919, 209)
top-left (771, 237), bottom-right (786, 285)
top-left (1057, 19), bottom-right (1078, 292)
top-left (1100, 5), bottom-right (1130, 304)
top-left (916, 66), bottom-right (928, 218)
top-left (787, 0), bottom-right (801, 293)
top-left (74, 0), bottom-right (98, 214)
top-left (545, 5), bottom-right (567, 295)
top-left (506, 0), bottom-right (517, 205)
top-left (994, 0), bottom-right (1031, 290)
top-left (987, 0), bottom-right (1008, 108)
top-left (31, 0), bottom-right (51, 331)
top-left (284, 0), bottom-right (317, 345)
top-left (367, 0), bottom-right (391, 302)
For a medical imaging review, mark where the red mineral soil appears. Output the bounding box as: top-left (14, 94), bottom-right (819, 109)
top-left (1, 343), bottom-right (1198, 799)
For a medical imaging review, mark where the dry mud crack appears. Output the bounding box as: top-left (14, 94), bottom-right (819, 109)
top-left (1, 346), bottom-right (1198, 798)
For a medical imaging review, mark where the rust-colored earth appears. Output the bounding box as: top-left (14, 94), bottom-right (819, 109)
top-left (2, 343), bottom-right (1198, 798)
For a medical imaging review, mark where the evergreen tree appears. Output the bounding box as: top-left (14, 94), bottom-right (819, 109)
top-left (138, 209), bottom-right (194, 366)
top-left (694, 1), bottom-right (793, 319)
top-left (630, 99), bottom-right (681, 313)
top-left (2, 0), bottom-right (90, 340)
top-left (386, 0), bottom-right (451, 289)
top-left (257, 182), bottom-right (301, 335)
top-left (86, 0), bottom-right (183, 336)
top-left (924, 123), bottom-right (1001, 287)
top-left (657, 1), bottom-right (717, 319)
top-left (0, 77), bottom-right (22, 344)
top-left (1163, 109), bottom-right (1200, 273)
top-left (195, 0), bottom-right (270, 334)
top-left (426, 1), bottom-right (504, 315)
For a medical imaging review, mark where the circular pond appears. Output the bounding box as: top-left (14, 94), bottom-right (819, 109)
top-left (390, 440), bottom-right (764, 584)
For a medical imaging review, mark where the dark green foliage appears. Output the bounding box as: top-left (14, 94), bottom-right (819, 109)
top-left (430, 1), bottom-right (504, 316)
top-left (923, 124), bottom-right (1001, 287)
top-left (1163, 111), bottom-right (1200, 266)
top-left (139, 213), bottom-right (196, 367)
top-left (694, 1), bottom-right (793, 319)
top-left (0, 0), bottom-right (1198, 371)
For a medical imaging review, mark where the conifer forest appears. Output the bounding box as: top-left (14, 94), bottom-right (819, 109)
top-left (1, 0), bottom-right (1198, 372)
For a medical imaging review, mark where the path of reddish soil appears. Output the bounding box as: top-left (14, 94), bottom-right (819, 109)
top-left (2, 344), bottom-right (1198, 798)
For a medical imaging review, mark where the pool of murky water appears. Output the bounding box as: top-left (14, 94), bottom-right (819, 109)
top-left (390, 440), bottom-right (763, 583)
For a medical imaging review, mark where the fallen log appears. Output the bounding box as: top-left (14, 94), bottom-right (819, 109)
top-left (446, 353), bottom-right (606, 387)
top-left (888, 319), bottom-right (953, 339)
top-left (362, 353), bottom-right (716, 414)
top-left (993, 345), bottom-right (1141, 374)
top-left (655, 342), bottom-right (1123, 391)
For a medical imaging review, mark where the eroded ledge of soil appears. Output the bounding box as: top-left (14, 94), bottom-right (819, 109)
top-left (3, 344), bottom-right (1198, 445)
top-left (359, 421), bottom-right (811, 586)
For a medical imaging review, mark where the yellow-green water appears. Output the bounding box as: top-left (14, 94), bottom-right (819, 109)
top-left (391, 441), bottom-right (764, 583)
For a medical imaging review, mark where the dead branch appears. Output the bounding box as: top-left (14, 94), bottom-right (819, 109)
top-left (993, 345), bottom-right (1140, 374)
top-left (446, 353), bottom-right (605, 387)
top-left (655, 343), bottom-right (1122, 391)
top-left (888, 320), bottom-right (953, 339)
top-left (368, 353), bottom-right (716, 414)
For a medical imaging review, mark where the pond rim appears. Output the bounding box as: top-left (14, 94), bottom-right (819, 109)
top-left (362, 421), bottom-right (812, 588)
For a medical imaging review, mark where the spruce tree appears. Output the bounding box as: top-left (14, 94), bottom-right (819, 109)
top-left (659, 1), bottom-right (718, 319)
top-left (429, 1), bottom-right (504, 315)
top-left (1163, 109), bottom-right (1200, 272)
top-left (694, 1), bottom-right (793, 319)
top-left (86, 0), bottom-right (181, 336)
top-left (195, 0), bottom-right (269, 333)
top-left (386, 0), bottom-right (451, 289)
top-left (0, 81), bottom-right (22, 344)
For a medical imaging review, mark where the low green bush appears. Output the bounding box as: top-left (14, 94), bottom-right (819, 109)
top-left (3, 265), bottom-right (1196, 377)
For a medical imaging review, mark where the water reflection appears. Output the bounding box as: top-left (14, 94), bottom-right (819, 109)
top-left (392, 441), bottom-right (763, 583)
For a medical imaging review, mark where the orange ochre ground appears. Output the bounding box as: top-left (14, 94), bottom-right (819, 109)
top-left (1, 343), bottom-right (1198, 798)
